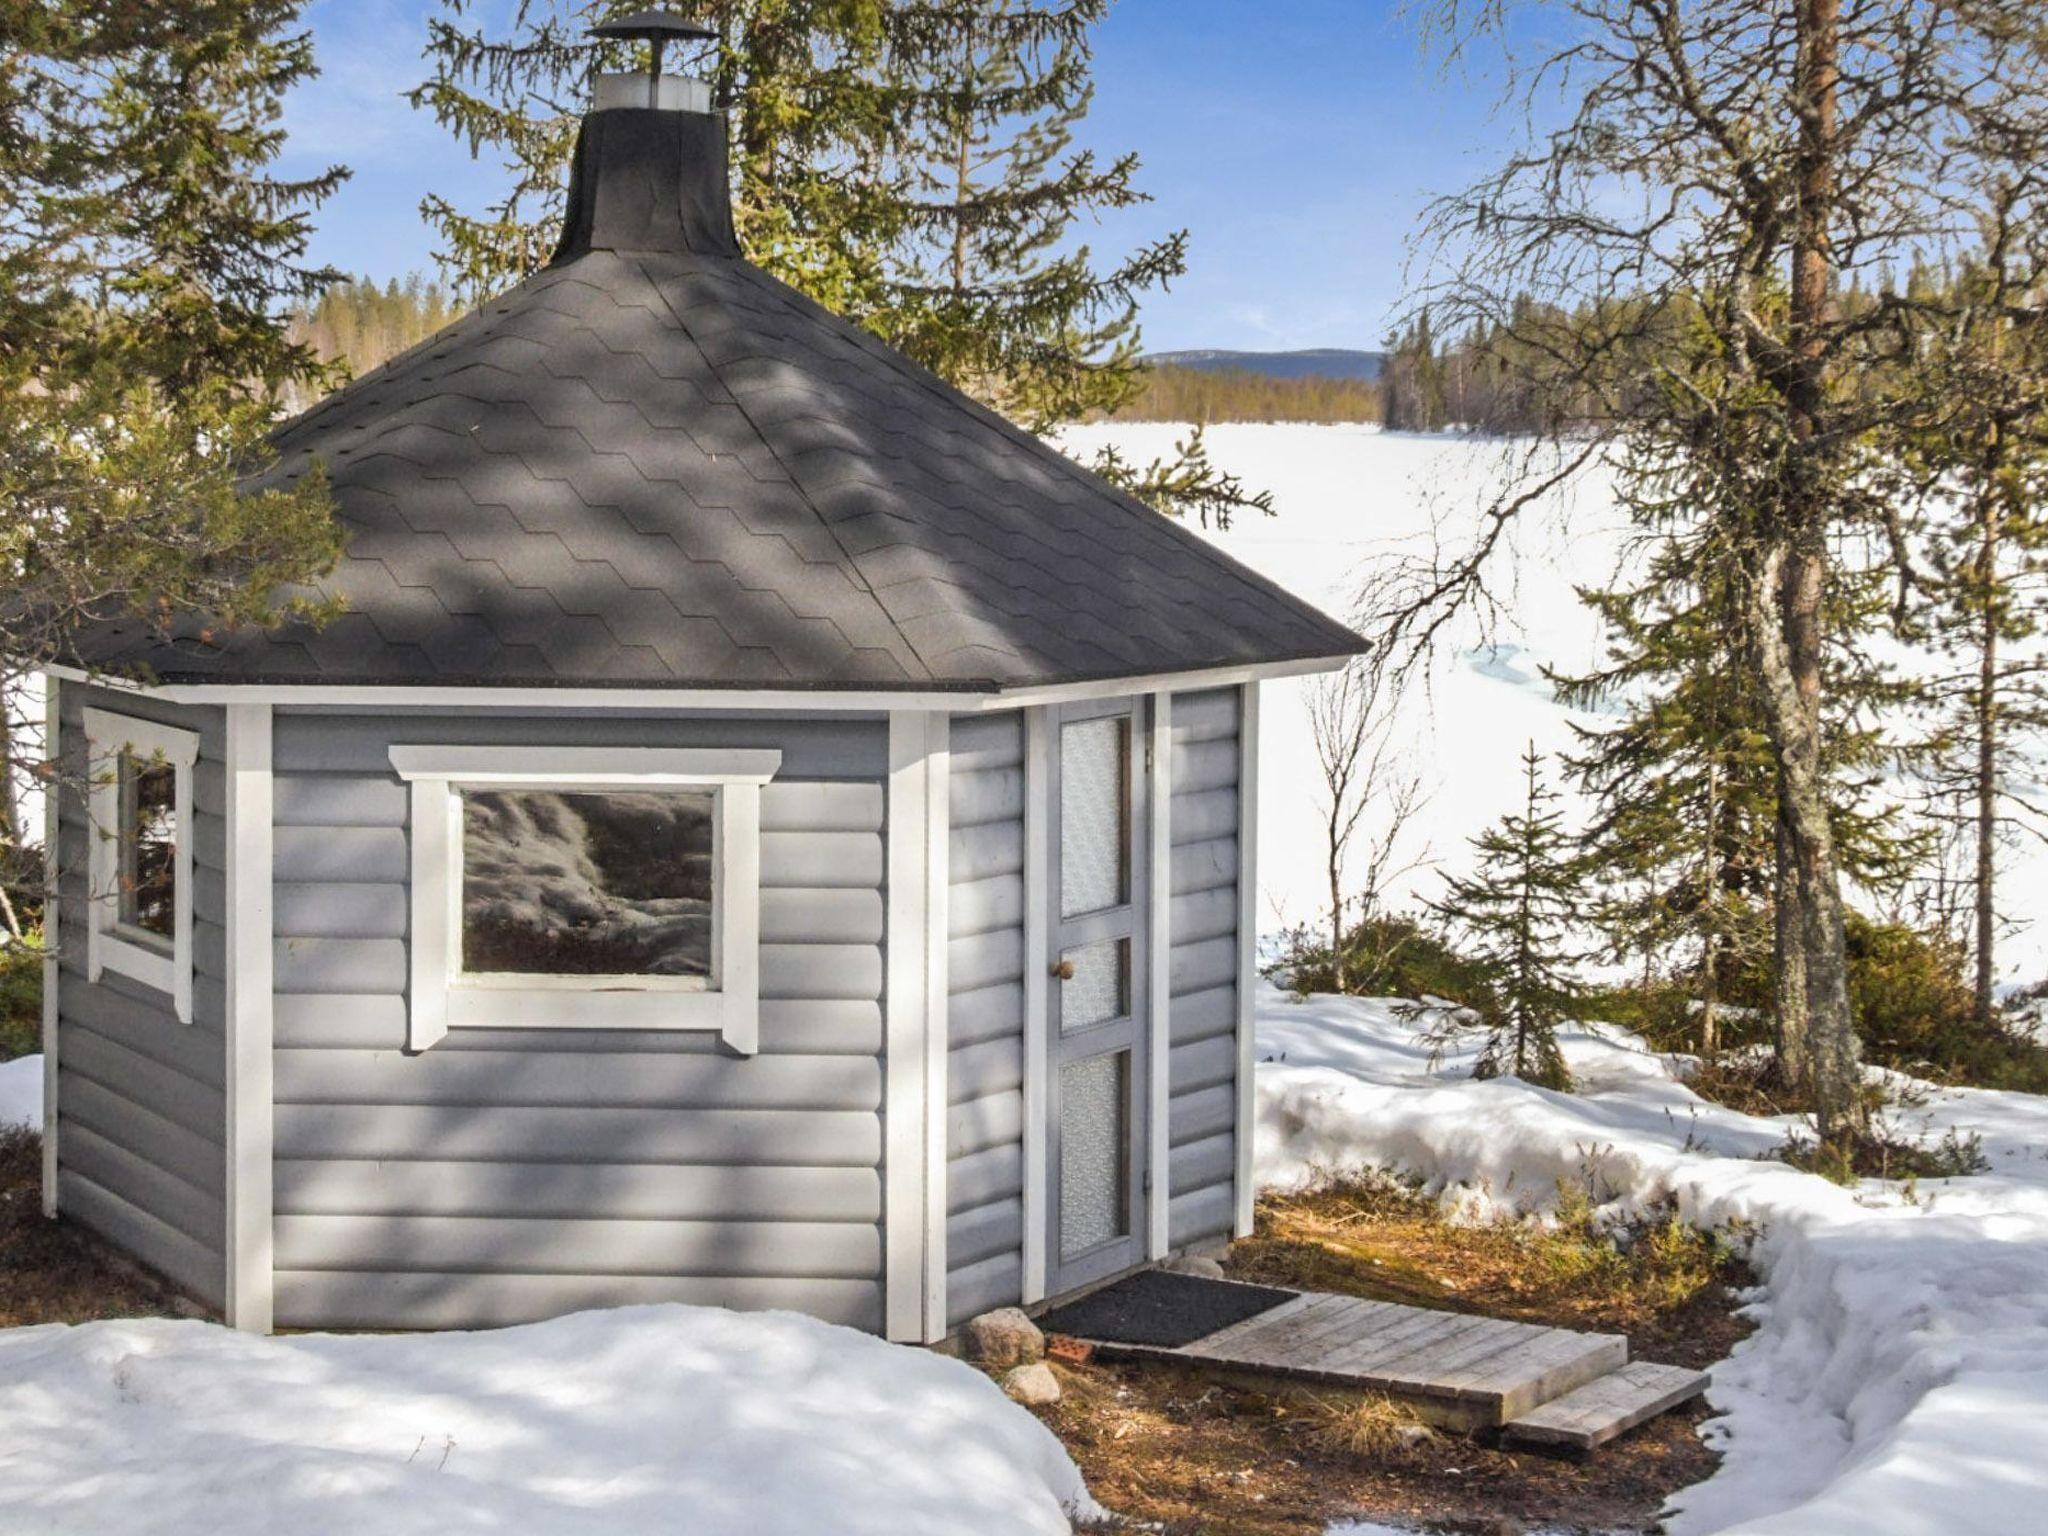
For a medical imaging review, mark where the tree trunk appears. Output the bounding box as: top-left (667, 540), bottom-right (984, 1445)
top-left (1773, 783), bottom-right (1810, 1083)
top-left (1328, 824), bottom-right (1346, 994)
top-left (1761, 0), bottom-right (1863, 1137)
top-left (1700, 752), bottom-right (1722, 1057)
top-left (1974, 480), bottom-right (2000, 1025)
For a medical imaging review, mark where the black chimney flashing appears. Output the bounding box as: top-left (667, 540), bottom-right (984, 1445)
top-left (550, 107), bottom-right (738, 265)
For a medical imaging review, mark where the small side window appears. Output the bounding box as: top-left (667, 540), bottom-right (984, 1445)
top-left (116, 752), bottom-right (180, 950)
top-left (83, 708), bottom-right (199, 1022)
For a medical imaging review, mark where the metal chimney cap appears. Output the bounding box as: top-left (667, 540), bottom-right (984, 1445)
top-left (591, 10), bottom-right (718, 45)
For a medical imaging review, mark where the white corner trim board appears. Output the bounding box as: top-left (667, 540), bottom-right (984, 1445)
top-left (392, 743), bottom-right (782, 1054)
top-left (41, 677), bottom-right (60, 1217)
top-left (222, 704), bottom-right (275, 1334)
top-left (1234, 682), bottom-right (1261, 1238)
top-left (884, 711), bottom-right (950, 1344)
top-left (81, 706), bottom-right (199, 1024)
top-left (1018, 707), bottom-right (1051, 1305)
top-left (1147, 691), bottom-right (1173, 1259)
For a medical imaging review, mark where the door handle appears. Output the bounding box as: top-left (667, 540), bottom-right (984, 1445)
top-left (1051, 959), bottom-right (1076, 982)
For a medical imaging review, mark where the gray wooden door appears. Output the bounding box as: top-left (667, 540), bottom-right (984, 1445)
top-left (1045, 696), bottom-right (1150, 1295)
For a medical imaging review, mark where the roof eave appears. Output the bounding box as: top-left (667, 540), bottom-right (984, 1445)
top-left (42, 650), bottom-right (1359, 714)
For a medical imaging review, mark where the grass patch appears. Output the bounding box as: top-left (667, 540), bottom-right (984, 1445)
top-left (0, 1126), bottom-right (181, 1328)
top-left (1773, 1123), bottom-right (1990, 1185)
top-left (0, 941), bottom-right (40, 1063)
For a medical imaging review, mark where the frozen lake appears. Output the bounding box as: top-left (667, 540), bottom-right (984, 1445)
top-left (1063, 421), bottom-right (2048, 987)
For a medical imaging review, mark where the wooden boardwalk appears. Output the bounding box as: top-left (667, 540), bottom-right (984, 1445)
top-left (1057, 1285), bottom-right (1706, 1444)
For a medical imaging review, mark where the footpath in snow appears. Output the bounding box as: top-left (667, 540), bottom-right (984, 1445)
top-left (1256, 982), bottom-right (2048, 1536)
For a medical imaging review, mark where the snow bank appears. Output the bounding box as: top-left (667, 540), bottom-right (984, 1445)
top-left (0, 1052), bottom-right (40, 1132)
top-left (1255, 983), bottom-right (2048, 1535)
top-left (0, 1305), bottom-right (1100, 1536)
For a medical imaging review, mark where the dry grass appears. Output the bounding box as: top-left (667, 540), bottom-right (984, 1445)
top-left (0, 1127), bottom-right (182, 1328)
top-left (1291, 1391), bottom-right (1438, 1462)
top-left (1019, 1177), bottom-right (1749, 1534)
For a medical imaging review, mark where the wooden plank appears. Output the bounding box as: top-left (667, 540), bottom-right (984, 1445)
top-left (1465, 1329), bottom-right (1632, 1421)
top-left (1207, 1294), bottom-right (1378, 1364)
top-left (1238, 1296), bottom-right (1411, 1366)
top-left (1503, 1362), bottom-right (1709, 1451)
top-left (1304, 1304), bottom-right (1474, 1375)
top-left (1325, 1311), bottom-right (1509, 1385)
top-left (1364, 1319), bottom-right (1550, 1400)
top-left (1184, 1290), bottom-right (1316, 1351)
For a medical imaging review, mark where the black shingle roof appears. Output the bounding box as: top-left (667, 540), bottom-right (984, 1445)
top-left (73, 107), bottom-right (1363, 692)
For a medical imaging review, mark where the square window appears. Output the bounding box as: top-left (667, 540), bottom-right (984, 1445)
top-left (389, 745), bottom-right (782, 1053)
top-left (460, 789), bottom-right (716, 981)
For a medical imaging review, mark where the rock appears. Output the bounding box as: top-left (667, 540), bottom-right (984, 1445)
top-left (1002, 1362), bottom-right (1061, 1407)
top-left (1160, 1253), bottom-right (1227, 1280)
top-left (963, 1307), bottom-right (1045, 1368)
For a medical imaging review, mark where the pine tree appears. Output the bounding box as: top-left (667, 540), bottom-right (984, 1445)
top-left (1426, 746), bottom-right (1581, 1090)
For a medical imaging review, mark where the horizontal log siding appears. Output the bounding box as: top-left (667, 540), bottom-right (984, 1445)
top-left (269, 709), bottom-right (890, 1332)
top-left (53, 686), bottom-right (229, 1306)
top-left (1167, 688), bottom-right (1241, 1250)
top-left (944, 711), bottom-right (1027, 1326)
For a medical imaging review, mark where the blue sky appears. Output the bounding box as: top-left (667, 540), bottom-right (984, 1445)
top-left (278, 0), bottom-right (1511, 352)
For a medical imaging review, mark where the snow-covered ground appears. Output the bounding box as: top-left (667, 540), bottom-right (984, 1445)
top-left (0, 1303), bottom-right (1099, 1536)
top-left (0, 1052), bottom-right (39, 1131)
top-left (1256, 981), bottom-right (2048, 1536)
top-left (1063, 422), bottom-right (2048, 986)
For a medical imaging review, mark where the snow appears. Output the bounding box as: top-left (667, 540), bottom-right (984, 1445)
top-left (0, 1304), bottom-right (1101, 1536)
top-left (0, 1052), bottom-right (40, 1132)
top-left (1061, 422), bottom-right (2048, 986)
top-left (1256, 981), bottom-right (2048, 1536)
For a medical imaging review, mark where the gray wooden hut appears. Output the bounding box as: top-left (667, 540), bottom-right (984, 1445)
top-left (38, 16), bottom-right (1364, 1341)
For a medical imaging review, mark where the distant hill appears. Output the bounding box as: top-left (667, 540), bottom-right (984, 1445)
top-left (1145, 348), bottom-right (1386, 383)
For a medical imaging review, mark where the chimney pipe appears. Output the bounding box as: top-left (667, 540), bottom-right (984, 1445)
top-left (549, 9), bottom-right (736, 265)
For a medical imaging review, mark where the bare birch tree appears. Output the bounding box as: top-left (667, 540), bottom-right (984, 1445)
top-left (1307, 659), bottom-right (1429, 992)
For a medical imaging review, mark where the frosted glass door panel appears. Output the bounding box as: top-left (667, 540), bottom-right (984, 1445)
top-left (1060, 938), bottom-right (1129, 1033)
top-left (1060, 716), bottom-right (1129, 917)
top-left (1059, 1051), bottom-right (1130, 1258)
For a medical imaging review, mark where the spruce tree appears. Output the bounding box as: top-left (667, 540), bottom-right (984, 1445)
top-left (1426, 746), bottom-right (1581, 1090)
top-left (1556, 530), bottom-right (1922, 1058)
top-left (1899, 235), bottom-right (2048, 1023)
top-left (411, 0), bottom-right (1270, 524)
top-left (0, 6), bottom-right (346, 763)
top-left (880, 1), bottom-right (1176, 430)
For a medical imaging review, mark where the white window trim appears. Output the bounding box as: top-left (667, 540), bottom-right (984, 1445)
top-left (389, 745), bottom-right (781, 1054)
top-left (82, 707), bottom-right (199, 1024)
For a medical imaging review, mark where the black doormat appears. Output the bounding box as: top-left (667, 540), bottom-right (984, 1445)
top-left (1037, 1270), bottom-right (1296, 1349)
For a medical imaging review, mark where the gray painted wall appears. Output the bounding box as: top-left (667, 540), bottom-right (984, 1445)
top-left (52, 684), bottom-right (230, 1306)
top-left (1166, 688), bottom-right (1241, 1251)
top-left (943, 711), bottom-right (1027, 1327)
top-left (268, 709), bottom-right (890, 1331)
